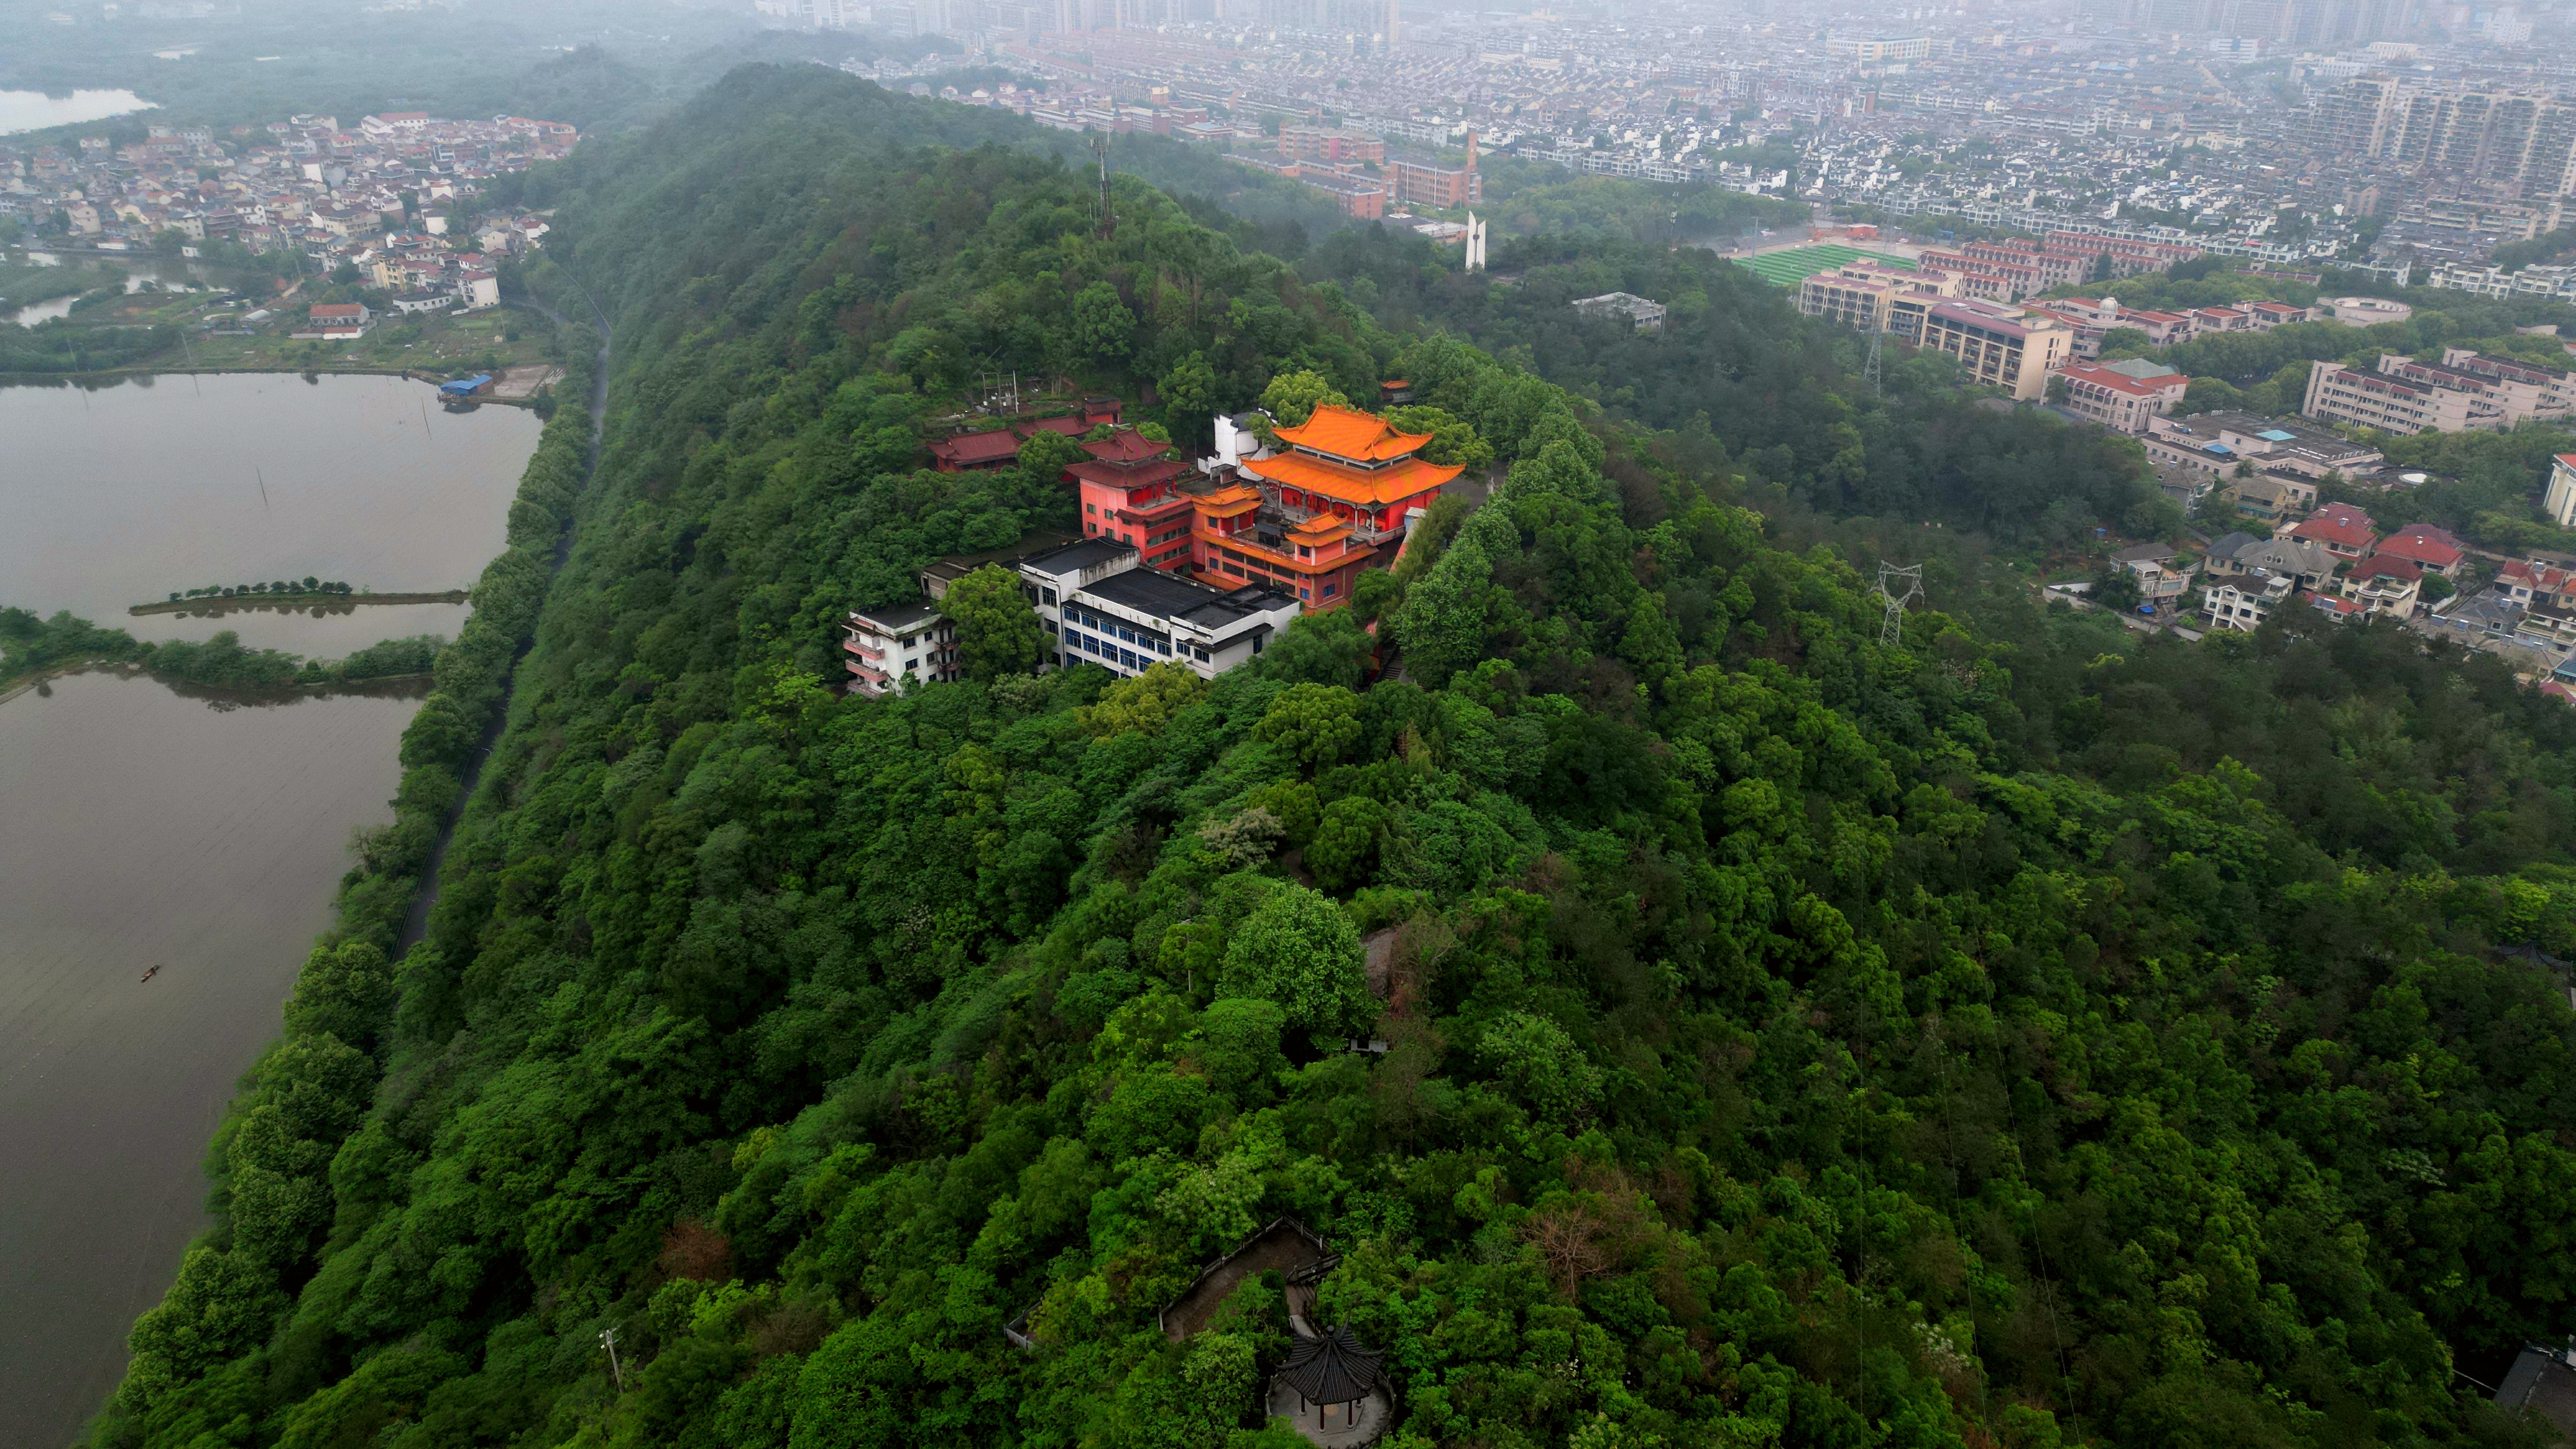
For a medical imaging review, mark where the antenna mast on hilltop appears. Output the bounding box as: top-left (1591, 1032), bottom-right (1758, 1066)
top-left (1876, 562), bottom-right (1922, 648)
top-left (1093, 134), bottom-right (1116, 241)
top-left (1862, 326), bottom-right (1883, 398)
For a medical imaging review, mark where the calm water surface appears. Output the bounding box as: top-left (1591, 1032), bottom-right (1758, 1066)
top-left (9, 294), bottom-right (76, 327)
top-left (0, 372), bottom-right (542, 1446)
top-left (0, 675), bottom-right (422, 1445)
top-left (0, 88), bottom-right (155, 135)
top-left (2, 372), bottom-right (542, 654)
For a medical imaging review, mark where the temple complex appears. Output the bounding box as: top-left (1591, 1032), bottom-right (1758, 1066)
top-left (1188, 404), bottom-right (1460, 610)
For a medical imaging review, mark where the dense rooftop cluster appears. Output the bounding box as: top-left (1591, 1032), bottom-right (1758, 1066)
top-left (767, 0), bottom-right (2576, 277)
top-left (0, 110), bottom-right (577, 272)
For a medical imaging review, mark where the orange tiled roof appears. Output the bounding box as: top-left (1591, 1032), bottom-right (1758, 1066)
top-left (1273, 404), bottom-right (1438, 463)
top-left (1247, 448), bottom-right (1460, 507)
top-left (1194, 484), bottom-right (1263, 517)
top-left (1289, 514), bottom-right (1354, 543)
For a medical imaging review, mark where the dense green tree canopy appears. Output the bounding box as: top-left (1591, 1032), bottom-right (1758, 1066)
top-left (87, 64), bottom-right (2576, 1449)
top-left (945, 565), bottom-right (1046, 682)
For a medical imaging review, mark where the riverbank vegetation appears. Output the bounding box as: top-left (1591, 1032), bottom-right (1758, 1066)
top-left (0, 607), bottom-right (448, 694)
top-left (81, 66), bottom-right (2576, 1449)
top-left (0, 314), bottom-right (174, 374)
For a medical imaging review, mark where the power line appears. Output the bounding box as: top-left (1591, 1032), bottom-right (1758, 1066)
top-left (1877, 562), bottom-right (1923, 648)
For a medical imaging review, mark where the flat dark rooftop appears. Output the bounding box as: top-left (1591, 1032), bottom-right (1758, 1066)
top-left (1084, 567), bottom-right (1294, 627)
top-left (1022, 539), bottom-right (1139, 576)
top-left (924, 528), bottom-right (1082, 584)
top-left (850, 599), bottom-right (942, 631)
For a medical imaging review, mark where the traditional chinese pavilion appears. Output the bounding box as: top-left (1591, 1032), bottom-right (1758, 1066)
top-left (1072, 428), bottom-right (1197, 572)
top-left (1192, 404), bottom-right (1460, 610)
top-left (1271, 1324), bottom-right (1390, 1445)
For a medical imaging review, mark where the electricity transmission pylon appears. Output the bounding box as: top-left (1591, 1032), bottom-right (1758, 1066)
top-left (1862, 327), bottom-right (1883, 398)
top-left (1877, 562), bottom-right (1922, 647)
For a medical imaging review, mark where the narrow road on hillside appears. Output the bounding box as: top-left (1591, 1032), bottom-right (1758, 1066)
top-left (394, 282), bottom-right (611, 955)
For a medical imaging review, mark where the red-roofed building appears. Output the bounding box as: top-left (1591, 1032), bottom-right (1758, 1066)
top-left (2306, 590), bottom-right (2370, 622)
top-left (2342, 554), bottom-right (2424, 617)
top-left (929, 406), bottom-right (1125, 471)
top-left (2291, 503), bottom-right (2379, 559)
top-left (2497, 558), bottom-right (2576, 610)
top-left (2117, 309), bottom-right (2196, 346)
top-left (2372, 523), bottom-right (2464, 576)
top-left (2053, 360), bottom-right (2187, 433)
top-left (928, 427), bottom-right (1029, 471)
top-left (293, 302), bottom-right (372, 339)
top-left (1072, 429), bottom-right (1197, 571)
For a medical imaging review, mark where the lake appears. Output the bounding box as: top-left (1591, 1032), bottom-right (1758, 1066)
top-left (2, 372), bottom-right (544, 655)
top-left (0, 88), bottom-right (156, 135)
top-left (0, 373), bottom-right (543, 1447)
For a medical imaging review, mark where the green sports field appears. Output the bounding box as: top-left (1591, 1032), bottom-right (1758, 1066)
top-left (1733, 244), bottom-right (1918, 286)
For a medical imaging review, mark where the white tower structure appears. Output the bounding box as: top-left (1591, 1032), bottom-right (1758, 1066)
top-left (1464, 211), bottom-right (1486, 272)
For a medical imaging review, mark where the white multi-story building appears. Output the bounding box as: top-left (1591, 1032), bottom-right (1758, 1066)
top-left (842, 601), bottom-right (957, 696)
top-left (2548, 454), bottom-right (2576, 528)
top-left (1016, 539), bottom-right (1301, 680)
top-left (2341, 556), bottom-right (2425, 618)
top-left (2202, 571), bottom-right (2295, 632)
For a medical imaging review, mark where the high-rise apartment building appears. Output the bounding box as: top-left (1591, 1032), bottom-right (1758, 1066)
top-left (1253, 0), bottom-right (1396, 38)
top-left (2312, 79), bottom-right (2576, 199)
top-left (2101, 0), bottom-right (2404, 42)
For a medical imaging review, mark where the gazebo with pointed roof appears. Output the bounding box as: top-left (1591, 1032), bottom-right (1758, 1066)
top-left (1271, 1324), bottom-right (1390, 1443)
top-left (1278, 1325), bottom-right (1385, 1410)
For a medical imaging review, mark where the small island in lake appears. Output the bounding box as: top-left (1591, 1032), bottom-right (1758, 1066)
top-left (130, 581), bottom-right (469, 617)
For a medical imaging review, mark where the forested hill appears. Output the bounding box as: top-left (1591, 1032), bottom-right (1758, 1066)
top-left (93, 65), bottom-right (2576, 1449)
